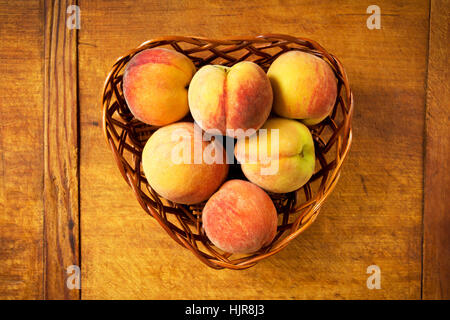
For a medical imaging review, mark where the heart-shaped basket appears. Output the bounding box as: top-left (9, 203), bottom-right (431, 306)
top-left (102, 34), bottom-right (353, 269)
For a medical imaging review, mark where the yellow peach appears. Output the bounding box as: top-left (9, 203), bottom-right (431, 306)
top-left (235, 118), bottom-right (315, 193)
top-left (123, 48), bottom-right (196, 126)
top-left (267, 50), bottom-right (337, 123)
top-left (142, 122), bottom-right (228, 204)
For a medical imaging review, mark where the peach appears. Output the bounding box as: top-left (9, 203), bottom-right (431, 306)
top-left (235, 118), bottom-right (315, 193)
top-left (188, 61), bottom-right (273, 138)
top-left (302, 113), bottom-right (329, 126)
top-left (123, 48), bottom-right (196, 126)
top-left (142, 122), bottom-right (228, 205)
top-left (202, 180), bottom-right (277, 254)
top-left (267, 50), bottom-right (337, 124)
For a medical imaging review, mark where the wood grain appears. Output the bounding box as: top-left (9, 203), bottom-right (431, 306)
top-left (79, 0), bottom-right (429, 299)
top-left (43, 0), bottom-right (80, 300)
top-left (423, 0), bottom-right (449, 300)
top-left (1, 0), bottom-right (447, 300)
top-left (0, 0), bottom-right (44, 299)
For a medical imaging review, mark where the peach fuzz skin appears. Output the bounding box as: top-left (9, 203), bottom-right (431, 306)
top-left (188, 61), bottom-right (273, 137)
top-left (202, 180), bottom-right (278, 254)
top-left (123, 48), bottom-right (196, 126)
top-left (267, 50), bottom-right (337, 124)
top-left (142, 122), bottom-right (228, 205)
top-left (235, 118), bottom-right (315, 194)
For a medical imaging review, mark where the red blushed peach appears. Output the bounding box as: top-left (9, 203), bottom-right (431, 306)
top-left (123, 48), bottom-right (196, 126)
top-left (202, 179), bottom-right (278, 254)
top-left (267, 50), bottom-right (337, 123)
top-left (188, 61), bottom-right (273, 138)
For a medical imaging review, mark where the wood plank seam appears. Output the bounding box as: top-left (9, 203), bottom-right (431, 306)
top-left (422, 0), bottom-right (450, 300)
top-left (421, 0), bottom-right (433, 301)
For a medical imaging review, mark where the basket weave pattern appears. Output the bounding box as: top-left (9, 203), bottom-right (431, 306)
top-left (102, 34), bottom-right (353, 269)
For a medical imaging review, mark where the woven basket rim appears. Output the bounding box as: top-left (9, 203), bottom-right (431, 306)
top-left (101, 34), bottom-right (354, 270)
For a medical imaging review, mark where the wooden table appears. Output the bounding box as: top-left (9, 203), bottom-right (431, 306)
top-left (0, 0), bottom-right (448, 300)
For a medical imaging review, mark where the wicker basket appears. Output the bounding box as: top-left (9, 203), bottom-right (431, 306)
top-left (102, 34), bottom-right (353, 270)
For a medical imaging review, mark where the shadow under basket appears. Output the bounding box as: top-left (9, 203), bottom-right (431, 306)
top-left (101, 34), bottom-right (354, 270)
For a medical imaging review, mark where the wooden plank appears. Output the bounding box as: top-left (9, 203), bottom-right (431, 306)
top-left (423, 0), bottom-right (449, 300)
top-left (79, 0), bottom-right (429, 299)
top-left (0, 0), bottom-right (45, 299)
top-left (43, 0), bottom-right (80, 300)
